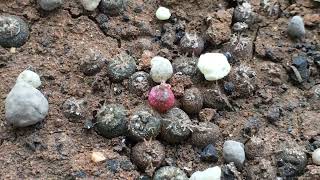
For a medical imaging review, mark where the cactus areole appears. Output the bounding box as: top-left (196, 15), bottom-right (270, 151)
top-left (148, 83), bottom-right (175, 113)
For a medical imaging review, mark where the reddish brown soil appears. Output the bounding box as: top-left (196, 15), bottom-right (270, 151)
top-left (0, 0), bottom-right (320, 179)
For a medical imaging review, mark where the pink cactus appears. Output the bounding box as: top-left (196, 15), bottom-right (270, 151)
top-left (148, 83), bottom-right (175, 113)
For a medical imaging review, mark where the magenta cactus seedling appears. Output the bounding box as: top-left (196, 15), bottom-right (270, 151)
top-left (148, 83), bottom-right (175, 113)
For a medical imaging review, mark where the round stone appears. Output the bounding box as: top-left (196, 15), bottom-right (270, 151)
top-left (156, 7), bottom-right (171, 20)
top-left (197, 53), bottom-right (231, 81)
top-left (288, 16), bottom-right (305, 39)
top-left (150, 56), bottom-right (173, 83)
top-left (80, 0), bottom-right (101, 11)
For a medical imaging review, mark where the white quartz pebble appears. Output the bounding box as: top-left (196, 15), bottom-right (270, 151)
top-left (16, 70), bottom-right (41, 88)
top-left (5, 82), bottom-right (49, 127)
top-left (91, 152), bottom-right (106, 163)
top-left (156, 7), bottom-right (171, 20)
top-left (312, 148), bottom-right (320, 165)
top-left (80, 0), bottom-right (101, 11)
top-left (150, 56), bottom-right (173, 83)
top-left (190, 166), bottom-right (221, 180)
top-left (197, 53), bottom-right (231, 81)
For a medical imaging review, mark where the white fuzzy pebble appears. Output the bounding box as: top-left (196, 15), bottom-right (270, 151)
top-left (156, 7), bottom-right (171, 20)
top-left (80, 0), bottom-right (101, 11)
top-left (150, 56), bottom-right (173, 83)
top-left (16, 70), bottom-right (41, 88)
top-left (312, 148), bottom-right (320, 165)
top-left (91, 152), bottom-right (106, 163)
top-left (197, 53), bottom-right (231, 81)
top-left (5, 82), bottom-right (49, 127)
top-left (223, 140), bottom-right (245, 168)
top-left (190, 166), bottom-right (221, 180)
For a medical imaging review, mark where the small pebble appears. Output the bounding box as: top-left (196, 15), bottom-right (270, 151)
top-left (198, 108), bottom-right (217, 122)
top-left (223, 140), bottom-right (245, 168)
top-left (16, 70), bottom-right (41, 88)
top-left (201, 144), bottom-right (219, 163)
top-left (288, 16), bottom-right (305, 39)
top-left (80, 0), bottom-right (101, 11)
top-left (91, 152), bottom-right (106, 163)
top-left (95, 104), bottom-right (127, 138)
top-left (197, 53), bottom-right (231, 81)
top-left (290, 56), bottom-right (310, 83)
top-left (181, 87), bottom-right (203, 114)
top-left (107, 52), bottom-right (136, 82)
top-left (276, 148), bottom-right (307, 177)
top-left (156, 7), bottom-right (171, 20)
top-left (190, 166), bottom-right (222, 180)
top-left (5, 82), bottom-right (49, 127)
top-left (99, 0), bottom-right (126, 16)
top-left (0, 15), bottom-right (29, 48)
top-left (223, 82), bottom-right (235, 95)
top-left (312, 148), bottom-right (320, 165)
top-left (150, 56), bottom-right (173, 83)
top-left (38, 0), bottom-right (63, 11)
top-left (153, 166), bottom-right (188, 180)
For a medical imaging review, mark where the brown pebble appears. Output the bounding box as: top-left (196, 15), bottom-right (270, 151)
top-left (199, 108), bottom-right (217, 122)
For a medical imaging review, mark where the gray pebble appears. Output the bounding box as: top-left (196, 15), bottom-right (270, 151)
top-left (38, 0), bottom-right (63, 11)
top-left (80, 0), bottom-right (101, 11)
top-left (223, 140), bottom-right (245, 169)
top-left (5, 83), bottom-right (49, 127)
top-left (288, 16), bottom-right (305, 39)
top-left (99, 0), bottom-right (127, 16)
top-left (276, 148), bottom-right (307, 177)
top-left (153, 166), bottom-right (188, 180)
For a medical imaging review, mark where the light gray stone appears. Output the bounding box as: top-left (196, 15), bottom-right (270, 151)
top-left (288, 16), bottom-right (305, 39)
top-left (5, 82), bottom-right (49, 127)
top-left (223, 140), bottom-right (245, 168)
top-left (39, 0), bottom-right (63, 11)
top-left (80, 0), bottom-right (101, 11)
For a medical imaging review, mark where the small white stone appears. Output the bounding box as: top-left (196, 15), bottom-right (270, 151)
top-left (197, 53), bottom-right (231, 81)
top-left (223, 140), bottom-right (245, 168)
top-left (16, 70), bottom-right (41, 88)
top-left (190, 166), bottom-right (221, 180)
top-left (312, 148), bottom-right (320, 165)
top-left (91, 151), bottom-right (106, 163)
top-left (80, 0), bottom-right (101, 11)
top-left (150, 56), bottom-right (173, 83)
top-left (5, 82), bottom-right (49, 127)
top-left (156, 7), bottom-right (171, 20)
